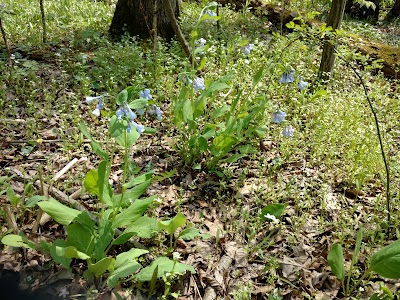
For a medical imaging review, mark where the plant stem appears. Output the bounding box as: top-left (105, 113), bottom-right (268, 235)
top-left (0, 18), bottom-right (12, 65)
top-left (348, 269), bottom-right (370, 296)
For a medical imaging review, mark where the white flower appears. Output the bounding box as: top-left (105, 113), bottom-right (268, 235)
top-left (58, 287), bottom-right (69, 298)
top-left (264, 213), bottom-right (279, 224)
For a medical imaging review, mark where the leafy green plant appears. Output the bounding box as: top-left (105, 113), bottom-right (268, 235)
top-left (1, 88), bottom-right (198, 293)
top-left (328, 227), bottom-right (400, 298)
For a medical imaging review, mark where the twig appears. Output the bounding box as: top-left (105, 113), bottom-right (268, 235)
top-left (333, 48), bottom-right (391, 233)
top-left (0, 18), bottom-right (12, 65)
top-left (52, 158), bottom-right (79, 181)
top-left (161, 0), bottom-right (195, 67)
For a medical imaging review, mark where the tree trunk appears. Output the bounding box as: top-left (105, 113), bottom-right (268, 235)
top-left (318, 0), bottom-right (347, 80)
top-left (109, 0), bottom-right (180, 40)
top-left (384, 0), bottom-right (400, 22)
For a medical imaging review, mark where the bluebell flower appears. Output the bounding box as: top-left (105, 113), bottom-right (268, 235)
top-left (193, 77), bottom-right (205, 91)
top-left (282, 125), bottom-right (294, 137)
top-left (204, 10), bottom-right (217, 17)
top-left (279, 70), bottom-right (295, 84)
top-left (196, 38), bottom-right (207, 47)
top-left (126, 106), bottom-right (137, 120)
top-left (272, 110), bottom-right (286, 124)
top-left (85, 95), bottom-right (102, 103)
top-left (131, 121), bottom-right (145, 134)
top-left (116, 106), bottom-right (126, 119)
top-left (241, 43), bottom-right (254, 55)
top-left (139, 89), bottom-right (152, 100)
top-left (150, 104), bottom-right (163, 121)
top-left (298, 78), bottom-right (308, 91)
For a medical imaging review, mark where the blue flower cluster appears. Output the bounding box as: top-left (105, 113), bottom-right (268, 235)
top-left (241, 43), bottom-right (254, 55)
top-left (279, 68), bottom-right (309, 91)
top-left (86, 89), bottom-right (163, 135)
top-left (86, 95), bottom-right (105, 117)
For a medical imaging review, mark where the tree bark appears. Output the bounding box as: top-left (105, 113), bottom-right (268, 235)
top-left (384, 0), bottom-right (400, 22)
top-left (109, 0), bottom-right (180, 40)
top-left (318, 0), bottom-right (347, 81)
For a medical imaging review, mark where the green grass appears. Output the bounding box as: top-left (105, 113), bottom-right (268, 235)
top-left (1, 0), bottom-right (400, 298)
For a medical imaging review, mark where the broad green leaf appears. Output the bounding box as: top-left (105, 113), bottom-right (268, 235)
top-left (370, 240), bottom-right (400, 279)
top-left (55, 245), bottom-right (90, 260)
top-left (1, 234), bottom-right (35, 249)
top-left (128, 99), bottom-right (148, 109)
top-left (310, 89), bottom-right (327, 100)
top-left (25, 195), bottom-right (47, 208)
top-left (98, 161), bottom-right (113, 205)
top-left (67, 223), bottom-right (95, 256)
top-left (93, 218), bottom-right (114, 261)
top-left (112, 196), bottom-right (155, 229)
top-left (198, 136), bottom-right (208, 151)
top-left (123, 171), bottom-right (154, 190)
top-left (109, 115), bottom-right (125, 137)
top-left (120, 180), bottom-right (152, 206)
top-left (260, 203), bottom-right (285, 221)
top-left (115, 248), bottom-right (148, 269)
top-left (6, 185), bottom-right (20, 206)
top-left (115, 127), bottom-right (140, 148)
top-left (211, 105), bottom-right (231, 120)
top-left (327, 243), bottom-right (345, 280)
top-left (107, 261), bottom-right (142, 288)
top-left (179, 226), bottom-right (209, 241)
top-left (88, 257), bottom-right (115, 277)
top-left (197, 56), bottom-right (207, 70)
top-left (352, 226), bottom-right (364, 266)
top-left (252, 67), bottom-right (264, 85)
top-left (135, 257), bottom-right (195, 282)
top-left (158, 213), bottom-right (186, 236)
top-left (151, 169), bottom-right (176, 183)
top-left (117, 89), bottom-right (128, 105)
top-left (50, 240), bottom-right (72, 268)
top-left (38, 199), bottom-right (81, 226)
top-left (182, 98), bottom-right (193, 122)
top-left (124, 216), bottom-right (158, 239)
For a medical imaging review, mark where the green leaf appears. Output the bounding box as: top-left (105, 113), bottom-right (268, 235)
top-left (123, 171), bottom-right (154, 190)
top-left (112, 196), bottom-right (155, 229)
top-left (107, 261), bottom-right (142, 288)
top-left (211, 105), bottom-right (231, 120)
top-left (135, 257), bottom-right (195, 282)
top-left (79, 122), bottom-right (108, 160)
top-left (117, 89), bottom-right (128, 105)
top-left (93, 218), bottom-right (114, 261)
top-left (158, 213), bottom-right (186, 236)
top-left (88, 257), bottom-right (115, 277)
top-left (124, 216), bottom-right (159, 239)
top-left (252, 67), bottom-right (264, 85)
top-left (327, 243), bottom-right (345, 280)
top-left (66, 223), bottom-right (95, 256)
top-left (1, 234), bottom-right (35, 249)
top-left (182, 98), bottom-right (193, 122)
top-left (260, 203), bottom-right (285, 221)
top-left (25, 195), bottom-right (47, 208)
top-left (197, 56), bottom-right (207, 70)
top-left (115, 127), bottom-right (140, 148)
top-left (352, 226), bottom-right (364, 266)
top-left (38, 199), bottom-right (82, 226)
top-left (50, 240), bottom-right (72, 268)
top-left (120, 180), bottom-right (152, 206)
top-left (115, 248), bottom-right (148, 269)
top-left (6, 185), bottom-right (20, 206)
top-left (370, 240), bottom-right (400, 279)
top-left (109, 115), bottom-right (125, 137)
top-left (55, 245), bottom-right (90, 260)
top-left (179, 226), bottom-right (209, 241)
top-left (128, 99), bottom-right (148, 109)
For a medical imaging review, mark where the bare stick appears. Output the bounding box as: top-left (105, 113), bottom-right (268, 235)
top-left (0, 18), bottom-right (12, 65)
top-left (161, 0), bottom-right (195, 67)
top-left (52, 158), bottom-right (79, 182)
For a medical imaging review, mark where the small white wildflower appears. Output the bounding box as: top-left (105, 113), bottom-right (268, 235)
top-left (58, 286), bottom-right (69, 299)
top-left (173, 252), bottom-right (181, 260)
top-left (264, 213), bottom-right (279, 224)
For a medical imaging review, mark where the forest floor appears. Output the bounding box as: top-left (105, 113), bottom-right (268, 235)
top-left (1, 1), bottom-right (400, 300)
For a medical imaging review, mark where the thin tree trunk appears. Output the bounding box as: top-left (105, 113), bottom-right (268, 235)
top-left (318, 0), bottom-right (347, 81)
top-left (39, 0), bottom-right (46, 43)
top-left (162, 0), bottom-right (194, 66)
top-left (0, 19), bottom-right (12, 65)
